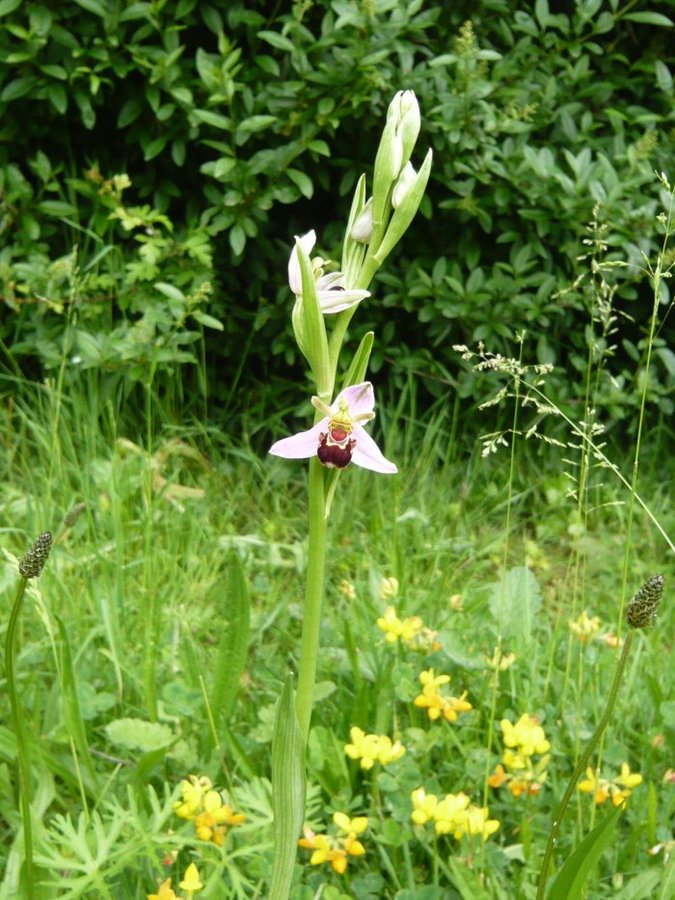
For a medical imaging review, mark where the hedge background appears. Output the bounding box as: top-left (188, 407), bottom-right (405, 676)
top-left (1, 0), bottom-right (673, 444)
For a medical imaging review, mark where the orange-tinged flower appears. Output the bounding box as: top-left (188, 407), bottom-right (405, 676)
top-left (488, 764), bottom-right (507, 789)
top-left (414, 669), bottom-right (472, 724)
top-left (298, 815), bottom-right (368, 875)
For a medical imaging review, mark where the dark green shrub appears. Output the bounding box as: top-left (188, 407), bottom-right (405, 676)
top-left (0, 0), bottom-right (672, 432)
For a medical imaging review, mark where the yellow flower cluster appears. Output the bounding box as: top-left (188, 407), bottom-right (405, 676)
top-left (569, 611), bottom-right (623, 648)
top-left (376, 605), bottom-right (440, 651)
top-left (578, 763), bottom-right (642, 806)
top-left (298, 812), bottom-right (368, 874)
top-left (147, 863), bottom-right (202, 900)
top-left (411, 788), bottom-right (499, 840)
top-left (344, 726), bottom-right (406, 769)
top-left (488, 714), bottom-right (550, 798)
top-left (414, 669), bottom-right (472, 723)
top-left (173, 775), bottom-right (245, 846)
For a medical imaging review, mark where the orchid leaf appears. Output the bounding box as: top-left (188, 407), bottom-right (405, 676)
top-left (296, 236), bottom-right (330, 393)
top-left (546, 804), bottom-right (623, 899)
top-left (269, 676), bottom-right (305, 899)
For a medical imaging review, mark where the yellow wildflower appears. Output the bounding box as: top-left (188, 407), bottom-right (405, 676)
top-left (414, 669), bottom-right (472, 724)
top-left (344, 726), bottom-right (406, 769)
top-left (147, 878), bottom-right (177, 900)
top-left (501, 714), bottom-right (550, 757)
top-left (298, 815), bottom-right (369, 875)
top-left (379, 576), bottom-right (400, 600)
top-left (412, 788), bottom-right (499, 842)
top-left (411, 787), bottom-right (438, 825)
top-left (178, 863), bottom-right (203, 895)
top-left (578, 763), bottom-right (642, 806)
top-left (173, 776), bottom-right (245, 846)
top-left (569, 610), bottom-right (601, 643)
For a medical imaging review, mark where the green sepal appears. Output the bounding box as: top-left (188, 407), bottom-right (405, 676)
top-left (374, 148), bottom-right (433, 265)
top-left (341, 331), bottom-right (374, 391)
top-left (295, 236), bottom-right (330, 394)
top-left (269, 675), bottom-right (306, 900)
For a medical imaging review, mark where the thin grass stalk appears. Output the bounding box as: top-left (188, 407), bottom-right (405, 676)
top-left (536, 630), bottom-right (634, 897)
top-left (5, 576), bottom-right (35, 899)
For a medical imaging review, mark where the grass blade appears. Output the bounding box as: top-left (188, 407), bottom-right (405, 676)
top-left (546, 804), bottom-right (623, 899)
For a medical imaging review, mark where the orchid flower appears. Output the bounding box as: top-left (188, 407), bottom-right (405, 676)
top-left (289, 230), bottom-right (370, 314)
top-left (269, 382), bottom-right (397, 474)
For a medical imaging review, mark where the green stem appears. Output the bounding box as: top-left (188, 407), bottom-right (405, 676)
top-left (536, 629), bottom-right (634, 897)
top-left (5, 577), bottom-right (35, 899)
top-left (295, 458), bottom-right (328, 742)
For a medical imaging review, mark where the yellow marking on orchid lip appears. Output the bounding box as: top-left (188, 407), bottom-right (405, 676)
top-left (329, 399), bottom-right (354, 436)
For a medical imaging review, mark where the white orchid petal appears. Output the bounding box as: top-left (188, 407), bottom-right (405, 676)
top-left (351, 426), bottom-right (398, 474)
top-left (317, 288), bottom-right (370, 314)
top-left (336, 382), bottom-right (375, 417)
top-left (269, 420), bottom-right (326, 459)
top-left (288, 230), bottom-right (317, 295)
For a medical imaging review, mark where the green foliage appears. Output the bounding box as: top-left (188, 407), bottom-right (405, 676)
top-left (1, 0), bottom-right (672, 432)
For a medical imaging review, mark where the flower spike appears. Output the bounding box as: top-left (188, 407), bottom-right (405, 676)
top-left (270, 382), bottom-right (397, 474)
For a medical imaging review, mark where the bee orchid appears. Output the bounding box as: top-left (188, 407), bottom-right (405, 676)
top-left (269, 382), bottom-right (397, 474)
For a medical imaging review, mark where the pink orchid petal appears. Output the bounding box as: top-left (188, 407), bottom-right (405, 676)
top-left (269, 419), bottom-right (326, 459)
top-left (288, 230), bottom-right (317, 295)
top-left (336, 382), bottom-right (375, 417)
top-left (351, 425), bottom-right (398, 474)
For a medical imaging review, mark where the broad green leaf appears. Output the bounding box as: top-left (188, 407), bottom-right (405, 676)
top-left (287, 168), bottom-right (313, 199)
top-left (192, 311), bottom-right (224, 331)
top-left (547, 804), bottom-right (622, 899)
top-left (269, 677), bottom-right (305, 900)
top-left (1, 77), bottom-right (36, 101)
top-left (624, 12), bottom-right (672, 26)
top-left (154, 282), bottom-right (185, 303)
top-left (0, 0), bottom-right (23, 16)
top-left (210, 552), bottom-right (251, 726)
top-left (104, 718), bottom-right (174, 752)
top-left (72, 0), bottom-right (109, 17)
top-left (229, 223), bottom-right (246, 256)
top-left (488, 566), bottom-right (542, 639)
top-left (257, 29), bottom-right (294, 52)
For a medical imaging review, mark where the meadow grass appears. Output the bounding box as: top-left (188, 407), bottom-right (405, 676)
top-left (0, 353), bottom-right (672, 898)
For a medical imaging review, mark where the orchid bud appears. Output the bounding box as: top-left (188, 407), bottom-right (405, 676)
top-left (350, 197), bottom-right (374, 243)
top-left (375, 148), bottom-right (432, 264)
top-left (391, 162), bottom-right (417, 210)
top-left (396, 91), bottom-right (421, 169)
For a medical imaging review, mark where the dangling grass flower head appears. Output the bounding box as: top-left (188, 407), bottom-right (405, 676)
top-left (270, 382), bottom-right (397, 473)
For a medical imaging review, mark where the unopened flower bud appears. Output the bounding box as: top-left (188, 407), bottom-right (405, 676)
top-left (392, 162), bottom-right (417, 209)
top-left (350, 198), bottom-right (373, 243)
top-left (626, 574), bottom-right (664, 629)
top-left (19, 531), bottom-right (53, 578)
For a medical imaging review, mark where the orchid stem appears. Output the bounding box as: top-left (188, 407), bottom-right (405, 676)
top-left (295, 457), bottom-right (329, 743)
top-left (5, 576), bottom-right (35, 899)
top-left (536, 629), bottom-right (634, 897)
